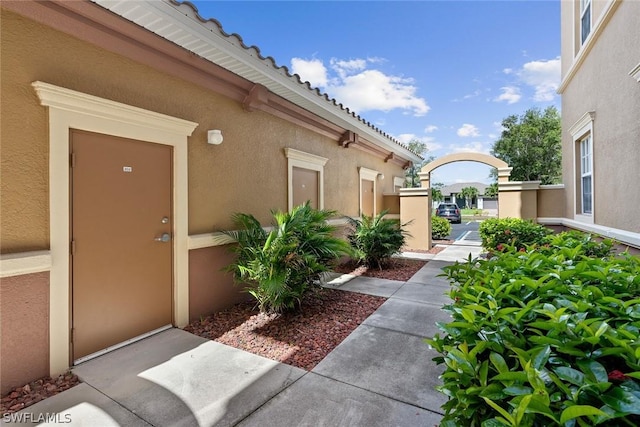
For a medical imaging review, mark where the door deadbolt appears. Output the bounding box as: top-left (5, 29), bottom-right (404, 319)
top-left (161, 217), bottom-right (170, 224)
top-left (154, 233), bottom-right (171, 243)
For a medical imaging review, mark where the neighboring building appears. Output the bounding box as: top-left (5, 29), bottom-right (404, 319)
top-left (439, 182), bottom-right (497, 211)
top-left (553, 0), bottom-right (640, 246)
top-left (0, 0), bottom-right (421, 392)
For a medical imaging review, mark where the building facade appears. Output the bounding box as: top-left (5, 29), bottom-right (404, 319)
top-left (553, 0), bottom-right (640, 246)
top-left (0, 0), bottom-right (421, 392)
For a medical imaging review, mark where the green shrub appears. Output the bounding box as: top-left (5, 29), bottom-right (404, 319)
top-left (224, 202), bottom-right (350, 313)
top-left (346, 210), bottom-right (409, 269)
top-left (432, 215), bottom-right (452, 240)
top-left (426, 241), bottom-right (640, 426)
top-left (544, 230), bottom-right (614, 258)
top-left (479, 218), bottom-right (552, 252)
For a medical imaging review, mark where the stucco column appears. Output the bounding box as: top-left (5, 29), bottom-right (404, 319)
top-left (400, 188), bottom-right (431, 250)
top-left (498, 181), bottom-right (541, 220)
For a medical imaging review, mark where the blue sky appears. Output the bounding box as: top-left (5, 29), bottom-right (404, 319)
top-left (188, 0), bottom-right (561, 185)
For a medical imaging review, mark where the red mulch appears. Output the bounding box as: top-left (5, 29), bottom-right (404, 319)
top-left (1, 373), bottom-right (80, 415)
top-left (185, 288), bottom-right (387, 371)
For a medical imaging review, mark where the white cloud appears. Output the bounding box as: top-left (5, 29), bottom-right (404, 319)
top-left (395, 134), bottom-right (442, 153)
top-left (424, 125), bottom-right (438, 133)
top-left (332, 70), bottom-right (429, 116)
top-left (330, 58), bottom-right (366, 79)
top-left (518, 57), bottom-right (561, 102)
top-left (494, 86), bottom-right (521, 104)
top-left (291, 58), bottom-right (328, 87)
top-left (457, 123), bottom-right (480, 137)
top-left (463, 90), bottom-right (482, 100)
top-left (290, 57), bottom-right (429, 117)
top-left (396, 134), bottom-right (434, 145)
top-left (448, 141), bottom-right (491, 155)
top-left (503, 68), bottom-right (513, 75)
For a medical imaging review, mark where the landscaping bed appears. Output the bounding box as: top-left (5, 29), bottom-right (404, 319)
top-left (1, 255), bottom-right (429, 416)
top-left (185, 257), bottom-right (428, 370)
top-left (1, 373), bottom-right (80, 416)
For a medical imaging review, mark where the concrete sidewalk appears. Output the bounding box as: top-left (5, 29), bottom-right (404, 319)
top-left (6, 244), bottom-right (481, 426)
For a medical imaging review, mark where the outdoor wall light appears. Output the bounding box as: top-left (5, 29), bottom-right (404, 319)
top-left (378, 173), bottom-right (385, 180)
top-left (207, 129), bottom-right (223, 145)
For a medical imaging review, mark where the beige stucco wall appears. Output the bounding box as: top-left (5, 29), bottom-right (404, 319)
top-left (400, 191), bottom-right (430, 250)
top-left (382, 194), bottom-right (401, 214)
top-left (188, 245), bottom-right (250, 321)
top-left (537, 187), bottom-right (566, 218)
top-left (560, 1), bottom-right (640, 232)
top-left (499, 191), bottom-right (538, 220)
top-left (1, 272), bottom-right (50, 394)
top-left (0, 10), bottom-right (407, 253)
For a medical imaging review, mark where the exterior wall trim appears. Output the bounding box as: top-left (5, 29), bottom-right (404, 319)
top-left (188, 233), bottom-right (236, 250)
top-left (538, 217), bottom-right (640, 249)
top-left (498, 181), bottom-right (542, 192)
top-left (0, 251), bottom-right (52, 278)
top-left (399, 188), bottom-right (431, 197)
top-left (285, 148), bottom-right (328, 211)
top-left (558, 0), bottom-right (619, 93)
top-left (568, 111), bottom-right (596, 137)
top-left (188, 217), bottom-right (351, 250)
top-left (32, 81), bottom-right (198, 376)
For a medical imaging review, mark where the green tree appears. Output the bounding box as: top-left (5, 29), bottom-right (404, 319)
top-left (491, 106), bottom-right (561, 184)
top-left (484, 182), bottom-right (498, 198)
top-left (460, 186), bottom-right (478, 209)
top-left (431, 182), bottom-right (445, 204)
top-left (405, 140), bottom-right (434, 188)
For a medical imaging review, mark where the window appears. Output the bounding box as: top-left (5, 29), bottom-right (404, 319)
top-left (569, 111), bottom-right (595, 223)
top-left (579, 135), bottom-right (592, 214)
top-left (580, 0), bottom-right (591, 45)
top-left (285, 148), bottom-right (327, 211)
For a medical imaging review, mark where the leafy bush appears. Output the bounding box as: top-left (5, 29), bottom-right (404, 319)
top-left (544, 230), bottom-right (614, 258)
top-left (432, 215), bottom-right (452, 240)
top-left (426, 241), bottom-right (640, 426)
top-left (346, 210), bottom-right (409, 269)
top-left (224, 202), bottom-right (350, 313)
top-left (479, 218), bottom-right (552, 252)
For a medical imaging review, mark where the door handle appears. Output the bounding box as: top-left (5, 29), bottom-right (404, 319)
top-left (154, 233), bottom-right (171, 243)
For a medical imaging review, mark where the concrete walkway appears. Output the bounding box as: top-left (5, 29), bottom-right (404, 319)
top-left (6, 244), bottom-right (482, 426)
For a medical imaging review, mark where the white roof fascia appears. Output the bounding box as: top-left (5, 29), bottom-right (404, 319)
top-left (91, 0), bottom-right (421, 163)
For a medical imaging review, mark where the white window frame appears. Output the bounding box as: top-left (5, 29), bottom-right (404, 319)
top-left (569, 111), bottom-right (595, 224)
top-left (284, 148), bottom-right (327, 211)
top-left (358, 167), bottom-right (379, 217)
top-left (580, 0), bottom-right (592, 46)
top-left (579, 136), bottom-right (593, 215)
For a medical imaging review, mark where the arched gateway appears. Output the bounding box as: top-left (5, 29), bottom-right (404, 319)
top-left (399, 152), bottom-right (520, 250)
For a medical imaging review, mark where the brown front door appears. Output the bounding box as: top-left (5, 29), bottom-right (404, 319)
top-left (71, 130), bottom-right (173, 361)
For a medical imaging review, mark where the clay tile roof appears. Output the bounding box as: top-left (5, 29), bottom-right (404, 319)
top-left (91, 0), bottom-right (422, 161)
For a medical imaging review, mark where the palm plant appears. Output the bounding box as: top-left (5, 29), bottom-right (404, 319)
top-left (346, 210), bottom-right (410, 270)
top-left (460, 186), bottom-right (479, 209)
top-left (224, 202), bottom-right (350, 313)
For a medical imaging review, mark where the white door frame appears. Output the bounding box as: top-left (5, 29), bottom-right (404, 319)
top-left (33, 81), bottom-right (198, 375)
